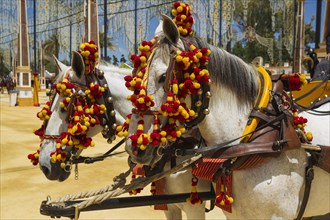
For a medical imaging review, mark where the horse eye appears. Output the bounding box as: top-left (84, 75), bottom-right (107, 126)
top-left (158, 73), bottom-right (166, 84)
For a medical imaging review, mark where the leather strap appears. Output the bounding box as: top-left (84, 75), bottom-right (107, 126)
top-left (174, 113), bottom-right (286, 158)
top-left (163, 51), bottom-right (177, 93)
top-left (294, 77), bottom-right (328, 102)
top-left (72, 138), bottom-right (125, 164)
top-left (96, 74), bottom-right (117, 139)
top-left (296, 155), bottom-right (315, 220)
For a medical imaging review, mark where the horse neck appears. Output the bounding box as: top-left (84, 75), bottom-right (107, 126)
top-left (195, 45), bottom-right (258, 146)
top-left (198, 81), bottom-right (253, 147)
top-left (102, 68), bottom-right (132, 125)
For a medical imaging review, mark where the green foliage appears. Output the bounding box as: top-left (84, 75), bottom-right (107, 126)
top-left (231, 0), bottom-right (294, 65)
top-left (0, 52), bottom-right (10, 77)
top-left (99, 32), bottom-right (117, 58)
top-left (304, 16), bottom-right (316, 49)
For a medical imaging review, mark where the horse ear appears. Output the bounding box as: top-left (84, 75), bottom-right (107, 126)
top-left (53, 55), bottom-right (68, 73)
top-left (162, 14), bottom-right (179, 44)
top-left (71, 51), bottom-right (85, 78)
top-left (155, 20), bottom-right (163, 36)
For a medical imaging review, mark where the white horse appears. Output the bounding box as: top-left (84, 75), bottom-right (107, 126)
top-left (37, 51), bottom-right (132, 181)
top-left (124, 15), bottom-right (330, 220)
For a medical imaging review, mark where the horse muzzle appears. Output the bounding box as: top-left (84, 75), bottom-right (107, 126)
top-left (40, 163), bottom-right (71, 182)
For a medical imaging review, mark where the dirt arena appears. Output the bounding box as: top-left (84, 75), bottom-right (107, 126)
top-left (0, 91), bottom-right (227, 220)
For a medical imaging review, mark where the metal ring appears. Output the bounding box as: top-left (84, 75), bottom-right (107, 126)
top-left (157, 145), bottom-right (165, 156)
top-left (64, 163), bottom-right (72, 172)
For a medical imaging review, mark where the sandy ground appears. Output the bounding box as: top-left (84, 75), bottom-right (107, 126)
top-left (0, 91), bottom-right (227, 220)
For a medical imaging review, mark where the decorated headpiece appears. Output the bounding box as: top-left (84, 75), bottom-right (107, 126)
top-left (28, 41), bottom-right (106, 169)
top-left (116, 2), bottom-right (211, 153)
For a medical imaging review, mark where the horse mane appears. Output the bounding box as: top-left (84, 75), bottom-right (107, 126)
top-left (98, 61), bottom-right (132, 76)
top-left (53, 60), bottom-right (132, 84)
top-left (158, 35), bottom-right (259, 106)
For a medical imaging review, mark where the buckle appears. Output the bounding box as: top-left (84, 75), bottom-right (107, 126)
top-left (175, 149), bottom-right (184, 157)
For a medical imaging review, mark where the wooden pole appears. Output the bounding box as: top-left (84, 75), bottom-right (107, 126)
top-left (33, 72), bottom-right (39, 106)
top-left (293, 0), bottom-right (305, 73)
top-left (315, 0), bottom-right (322, 48)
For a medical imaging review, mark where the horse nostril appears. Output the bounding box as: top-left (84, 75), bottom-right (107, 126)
top-left (40, 165), bottom-right (50, 176)
top-left (137, 149), bottom-right (146, 158)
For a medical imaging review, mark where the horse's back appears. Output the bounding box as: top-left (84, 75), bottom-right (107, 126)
top-left (300, 102), bottom-right (330, 146)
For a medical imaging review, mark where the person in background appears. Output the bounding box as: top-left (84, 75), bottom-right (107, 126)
top-left (306, 48), bottom-right (319, 78)
top-left (326, 34), bottom-right (330, 60)
top-left (313, 34), bottom-right (330, 80)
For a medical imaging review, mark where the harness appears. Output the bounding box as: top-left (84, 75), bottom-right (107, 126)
top-left (147, 62), bottom-right (328, 218)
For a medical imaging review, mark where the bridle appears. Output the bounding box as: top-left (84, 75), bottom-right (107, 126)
top-left (40, 67), bottom-right (123, 171)
top-left (128, 39), bottom-right (212, 173)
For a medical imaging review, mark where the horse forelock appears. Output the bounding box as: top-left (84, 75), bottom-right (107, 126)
top-left (156, 35), bottom-right (258, 107)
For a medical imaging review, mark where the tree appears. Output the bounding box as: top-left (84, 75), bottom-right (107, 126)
top-left (120, 54), bottom-right (126, 63)
top-left (105, 56), bottom-right (112, 63)
top-left (231, 0), bottom-right (293, 65)
top-left (99, 32), bottom-right (117, 58)
top-left (0, 51), bottom-right (10, 77)
top-left (304, 16), bottom-right (316, 49)
top-left (42, 33), bottom-right (60, 74)
top-left (112, 55), bottom-right (118, 66)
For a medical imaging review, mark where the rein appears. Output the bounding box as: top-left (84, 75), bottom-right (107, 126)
top-left (71, 138), bottom-right (126, 165)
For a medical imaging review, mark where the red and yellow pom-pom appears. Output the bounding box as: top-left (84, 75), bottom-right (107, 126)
top-left (186, 177), bottom-right (202, 205)
top-left (292, 109), bottom-right (313, 142)
top-left (79, 40), bottom-right (99, 73)
top-left (129, 174), bottom-right (143, 195)
top-left (215, 193), bottom-right (234, 206)
top-left (36, 101), bottom-right (52, 121)
top-left (172, 2), bottom-right (194, 36)
top-left (54, 79), bottom-right (75, 97)
top-left (150, 182), bottom-right (156, 195)
top-left (27, 150), bottom-right (40, 166)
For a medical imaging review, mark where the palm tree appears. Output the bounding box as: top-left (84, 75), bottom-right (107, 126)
top-left (42, 33), bottom-right (60, 74)
top-left (99, 32), bottom-right (117, 58)
top-left (42, 33), bottom-right (60, 63)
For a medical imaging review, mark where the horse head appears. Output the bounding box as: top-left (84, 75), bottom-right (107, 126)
top-left (36, 50), bottom-right (132, 181)
top-left (124, 15), bottom-right (210, 169)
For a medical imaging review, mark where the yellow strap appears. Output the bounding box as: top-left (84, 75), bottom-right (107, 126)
top-left (141, 49), bottom-right (156, 88)
top-left (240, 66), bottom-right (272, 143)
